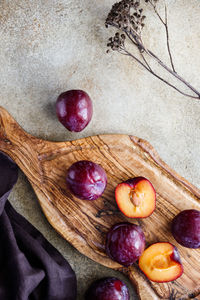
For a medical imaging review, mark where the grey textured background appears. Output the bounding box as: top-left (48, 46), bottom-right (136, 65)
top-left (0, 0), bottom-right (200, 299)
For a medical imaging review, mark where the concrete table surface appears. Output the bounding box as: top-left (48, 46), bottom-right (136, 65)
top-left (0, 0), bottom-right (200, 299)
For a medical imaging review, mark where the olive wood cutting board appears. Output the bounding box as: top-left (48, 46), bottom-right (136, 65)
top-left (0, 106), bottom-right (199, 300)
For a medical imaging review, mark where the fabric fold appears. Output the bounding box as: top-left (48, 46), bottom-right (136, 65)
top-left (0, 152), bottom-right (77, 300)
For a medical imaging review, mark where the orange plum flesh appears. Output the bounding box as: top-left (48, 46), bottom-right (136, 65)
top-left (115, 177), bottom-right (156, 218)
top-left (139, 242), bottom-right (183, 283)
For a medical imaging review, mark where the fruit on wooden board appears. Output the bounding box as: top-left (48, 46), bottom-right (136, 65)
top-left (115, 177), bottom-right (156, 218)
top-left (172, 209), bottom-right (200, 249)
top-left (139, 242), bottom-right (183, 282)
top-left (106, 222), bottom-right (145, 266)
top-left (85, 277), bottom-right (130, 300)
top-left (66, 160), bottom-right (107, 200)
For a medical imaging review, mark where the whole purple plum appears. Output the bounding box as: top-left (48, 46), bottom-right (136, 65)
top-left (172, 209), bottom-right (200, 248)
top-left (85, 277), bottom-right (130, 300)
top-left (106, 222), bottom-right (145, 266)
top-left (66, 160), bottom-right (107, 200)
top-left (56, 90), bottom-right (93, 132)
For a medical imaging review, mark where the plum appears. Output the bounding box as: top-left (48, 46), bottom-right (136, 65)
top-left (172, 209), bottom-right (200, 248)
top-left (139, 242), bottom-right (183, 282)
top-left (56, 90), bottom-right (93, 132)
top-left (85, 277), bottom-right (130, 300)
top-left (115, 177), bottom-right (156, 218)
top-left (106, 222), bottom-right (145, 266)
top-left (66, 160), bottom-right (107, 200)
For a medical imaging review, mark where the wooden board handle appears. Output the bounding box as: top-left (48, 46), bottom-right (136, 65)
top-left (0, 106), bottom-right (44, 181)
top-left (0, 106), bottom-right (77, 167)
top-left (0, 106), bottom-right (34, 152)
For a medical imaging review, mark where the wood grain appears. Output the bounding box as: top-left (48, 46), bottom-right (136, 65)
top-left (0, 106), bottom-right (199, 300)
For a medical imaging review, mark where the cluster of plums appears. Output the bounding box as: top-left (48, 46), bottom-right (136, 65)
top-left (56, 90), bottom-right (200, 300)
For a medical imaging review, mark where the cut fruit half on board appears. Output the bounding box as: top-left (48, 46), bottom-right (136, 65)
top-left (0, 106), bottom-right (199, 300)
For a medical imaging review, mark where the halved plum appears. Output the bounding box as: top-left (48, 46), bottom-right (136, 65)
top-left (139, 242), bottom-right (183, 283)
top-left (115, 177), bottom-right (156, 218)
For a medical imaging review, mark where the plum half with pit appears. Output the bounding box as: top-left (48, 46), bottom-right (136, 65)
top-left (85, 277), bottom-right (130, 300)
top-left (172, 209), bottom-right (200, 248)
top-left (106, 222), bottom-right (145, 266)
top-left (56, 90), bottom-right (93, 132)
top-left (115, 177), bottom-right (156, 218)
top-left (66, 160), bottom-right (107, 201)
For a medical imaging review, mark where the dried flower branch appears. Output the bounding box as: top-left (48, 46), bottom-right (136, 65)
top-left (105, 0), bottom-right (200, 100)
top-left (148, 0), bottom-right (175, 72)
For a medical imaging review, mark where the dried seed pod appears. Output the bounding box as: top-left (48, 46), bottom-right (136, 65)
top-left (105, 0), bottom-right (200, 100)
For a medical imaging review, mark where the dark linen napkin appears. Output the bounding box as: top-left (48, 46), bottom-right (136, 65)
top-left (0, 152), bottom-right (77, 300)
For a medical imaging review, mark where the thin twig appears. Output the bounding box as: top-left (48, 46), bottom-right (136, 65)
top-left (121, 47), bottom-right (199, 99)
top-left (109, 23), bottom-right (200, 98)
top-left (127, 29), bottom-right (200, 98)
top-left (164, 3), bottom-right (176, 72)
top-left (140, 52), bottom-right (152, 71)
top-left (147, 49), bottom-right (200, 97)
top-left (138, 35), bottom-right (152, 71)
top-left (149, 0), bottom-right (176, 72)
top-left (119, 48), bottom-right (152, 72)
top-left (149, 0), bottom-right (165, 25)
top-left (135, 1), bottom-right (176, 72)
top-left (106, 0), bottom-right (200, 100)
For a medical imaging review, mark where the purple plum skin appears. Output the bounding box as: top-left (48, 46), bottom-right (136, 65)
top-left (170, 245), bottom-right (182, 264)
top-left (56, 90), bottom-right (93, 132)
top-left (172, 209), bottom-right (200, 249)
top-left (66, 160), bottom-right (107, 201)
top-left (106, 222), bottom-right (146, 266)
top-left (85, 277), bottom-right (130, 300)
